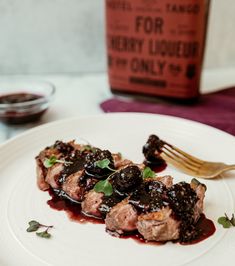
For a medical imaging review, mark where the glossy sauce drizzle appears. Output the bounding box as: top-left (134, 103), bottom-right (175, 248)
top-left (47, 189), bottom-right (215, 245)
top-left (47, 189), bottom-right (104, 224)
top-left (144, 157), bottom-right (167, 173)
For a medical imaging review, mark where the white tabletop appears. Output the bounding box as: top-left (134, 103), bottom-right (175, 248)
top-left (1, 68), bottom-right (235, 143)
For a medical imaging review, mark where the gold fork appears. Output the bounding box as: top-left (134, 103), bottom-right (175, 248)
top-left (159, 140), bottom-right (235, 179)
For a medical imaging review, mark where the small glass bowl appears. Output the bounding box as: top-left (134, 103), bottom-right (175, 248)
top-left (0, 80), bottom-right (56, 124)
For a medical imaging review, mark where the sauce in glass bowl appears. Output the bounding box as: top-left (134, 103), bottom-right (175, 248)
top-left (0, 81), bottom-right (55, 124)
top-left (0, 93), bottom-right (42, 104)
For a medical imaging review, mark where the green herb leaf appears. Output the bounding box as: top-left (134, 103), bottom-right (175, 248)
top-left (26, 220), bottom-right (40, 232)
top-left (43, 156), bottom-right (57, 168)
top-left (142, 167), bottom-right (156, 179)
top-left (218, 216), bottom-right (231, 228)
top-left (95, 159), bottom-right (111, 169)
top-left (36, 230), bottom-right (51, 239)
top-left (94, 179), bottom-right (113, 196)
top-left (218, 213), bottom-right (235, 229)
top-left (95, 159), bottom-right (115, 172)
top-left (27, 220), bottom-right (53, 238)
top-left (43, 156), bottom-right (73, 168)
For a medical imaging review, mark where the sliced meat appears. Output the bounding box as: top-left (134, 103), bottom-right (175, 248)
top-left (113, 153), bottom-right (144, 171)
top-left (81, 165), bottom-right (144, 219)
top-left (81, 190), bottom-right (104, 218)
top-left (112, 153), bottom-right (133, 169)
top-left (38, 147), bottom-right (60, 162)
top-left (191, 179), bottom-right (206, 222)
top-left (155, 175), bottom-right (173, 188)
top-left (105, 199), bottom-right (138, 235)
top-left (36, 139), bottom-right (209, 244)
top-left (36, 157), bottom-right (49, 191)
top-left (62, 170), bottom-right (85, 202)
top-left (115, 159), bottom-right (133, 169)
top-left (137, 206), bottom-right (180, 241)
top-left (35, 142), bottom-right (69, 190)
top-left (45, 163), bottom-right (64, 189)
top-left (143, 175), bottom-right (173, 188)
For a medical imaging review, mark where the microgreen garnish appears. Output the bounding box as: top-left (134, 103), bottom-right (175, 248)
top-left (93, 159), bottom-right (116, 196)
top-left (26, 220), bottom-right (53, 238)
top-left (94, 179), bottom-right (113, 196)
top-left (36, 230), bottom-right (51, 239)
top-left (142, 167), bottom-right (156, 179)
top-left (43, 155), bottom-right (73, 168)
top-left (94, 159), bottom-right (115, 172)
top-left (26, 220), bottom-right (40, 232)
top-left (218, 213), bottom-right (235, 228)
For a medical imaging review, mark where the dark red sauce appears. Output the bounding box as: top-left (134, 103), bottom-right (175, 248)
top-left (115, 214), bottom-right (215, 245)
top-left (144, 158), bottom-right (167, 173)
top-left (0, 92), bottom-right (47, 124)
top-left (47, 189), bottom-right (104, 224)
top-left (47, 189), bottom-right (215, 245)
top-left (118, 231), bottom-right (166, 246)
top-left (180, 213), bottom-right (216, 245)
top-left (0, 93), bottom-right (42, 104)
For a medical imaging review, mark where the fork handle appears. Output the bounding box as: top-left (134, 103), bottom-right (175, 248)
top-left (226, 164), bottom-right (235, 170)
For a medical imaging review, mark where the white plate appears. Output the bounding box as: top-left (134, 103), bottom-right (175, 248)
top-left (0, 113), bottom-right (235, 266)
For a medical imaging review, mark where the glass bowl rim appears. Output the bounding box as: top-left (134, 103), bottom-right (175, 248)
top-left (0, 81), bottom-right (56, 108)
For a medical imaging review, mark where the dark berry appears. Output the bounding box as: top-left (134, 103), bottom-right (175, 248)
top-left (167, 182), bottom-right (199, 242)
top-left (53, 140), bottom-right (74, 154)
top-left (129, 180), bottom-right (168, 213)
top-left (84, 149), bottom-right (114, 178)
top-left (143, 135), bottom-right (163, 161)
top-left (112, 165), bottom-right (143, 196)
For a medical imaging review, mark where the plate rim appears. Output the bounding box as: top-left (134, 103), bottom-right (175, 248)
top-left (1, 112), bottom-right (234, 150)
top-left (0, 112), bottom-right (235, 266)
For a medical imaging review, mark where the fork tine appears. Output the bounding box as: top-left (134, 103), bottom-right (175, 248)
top-left (161, 149), bottom-right (199, 174)
top-left (163, 150), bottom-right (200, 172)
top-left (162, 145), bottom-right (201, 168)
top-left (162, 141), bottom-right (204, 165)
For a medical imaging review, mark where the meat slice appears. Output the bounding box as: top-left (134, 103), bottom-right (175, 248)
top-left (36, 157), bottom-right (49, 191)
top-left (37, 147), bottom-right (60, 162)
top-left (137, 206), bottom-right (180, 241)
top-left (105, 199), bottom-right (138, 235)
top-left (131, 179), bottom-right (206, 242)
top-left (82, 190), bottom-right (104, 218)
top-left (62, 170), bottom-right (85, 202)
top-left (190, 179), bottom-right (206, 222)
top-left (105, 175), bottom-right (172, 236)
top-left (45, 163), bottom-right (64, 189)
top-left (155, 175), bottom-right (173, 188)
top-left (35, 146), bottom-right (60, 191)
top-left (112, 153), bottom-right (132, 169)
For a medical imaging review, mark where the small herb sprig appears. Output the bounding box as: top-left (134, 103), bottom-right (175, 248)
top-left (218, 213), bottom-right (235, 228)
top-left (93, 160), bottom-right (157, 196)
top-left (94, 158), bottom-right (116, 172)
top-left (142, 167), bottom-right (156, 179)
top-left (94, 159), bottom-right (115, 196)
top-left (26, 220), bottom-right (53, 238)
top-left (43, 155), bottom-right (73, 168)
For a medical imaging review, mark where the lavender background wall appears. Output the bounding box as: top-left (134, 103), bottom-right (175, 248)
top-left (0, 0), bottom-right (233, 74)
